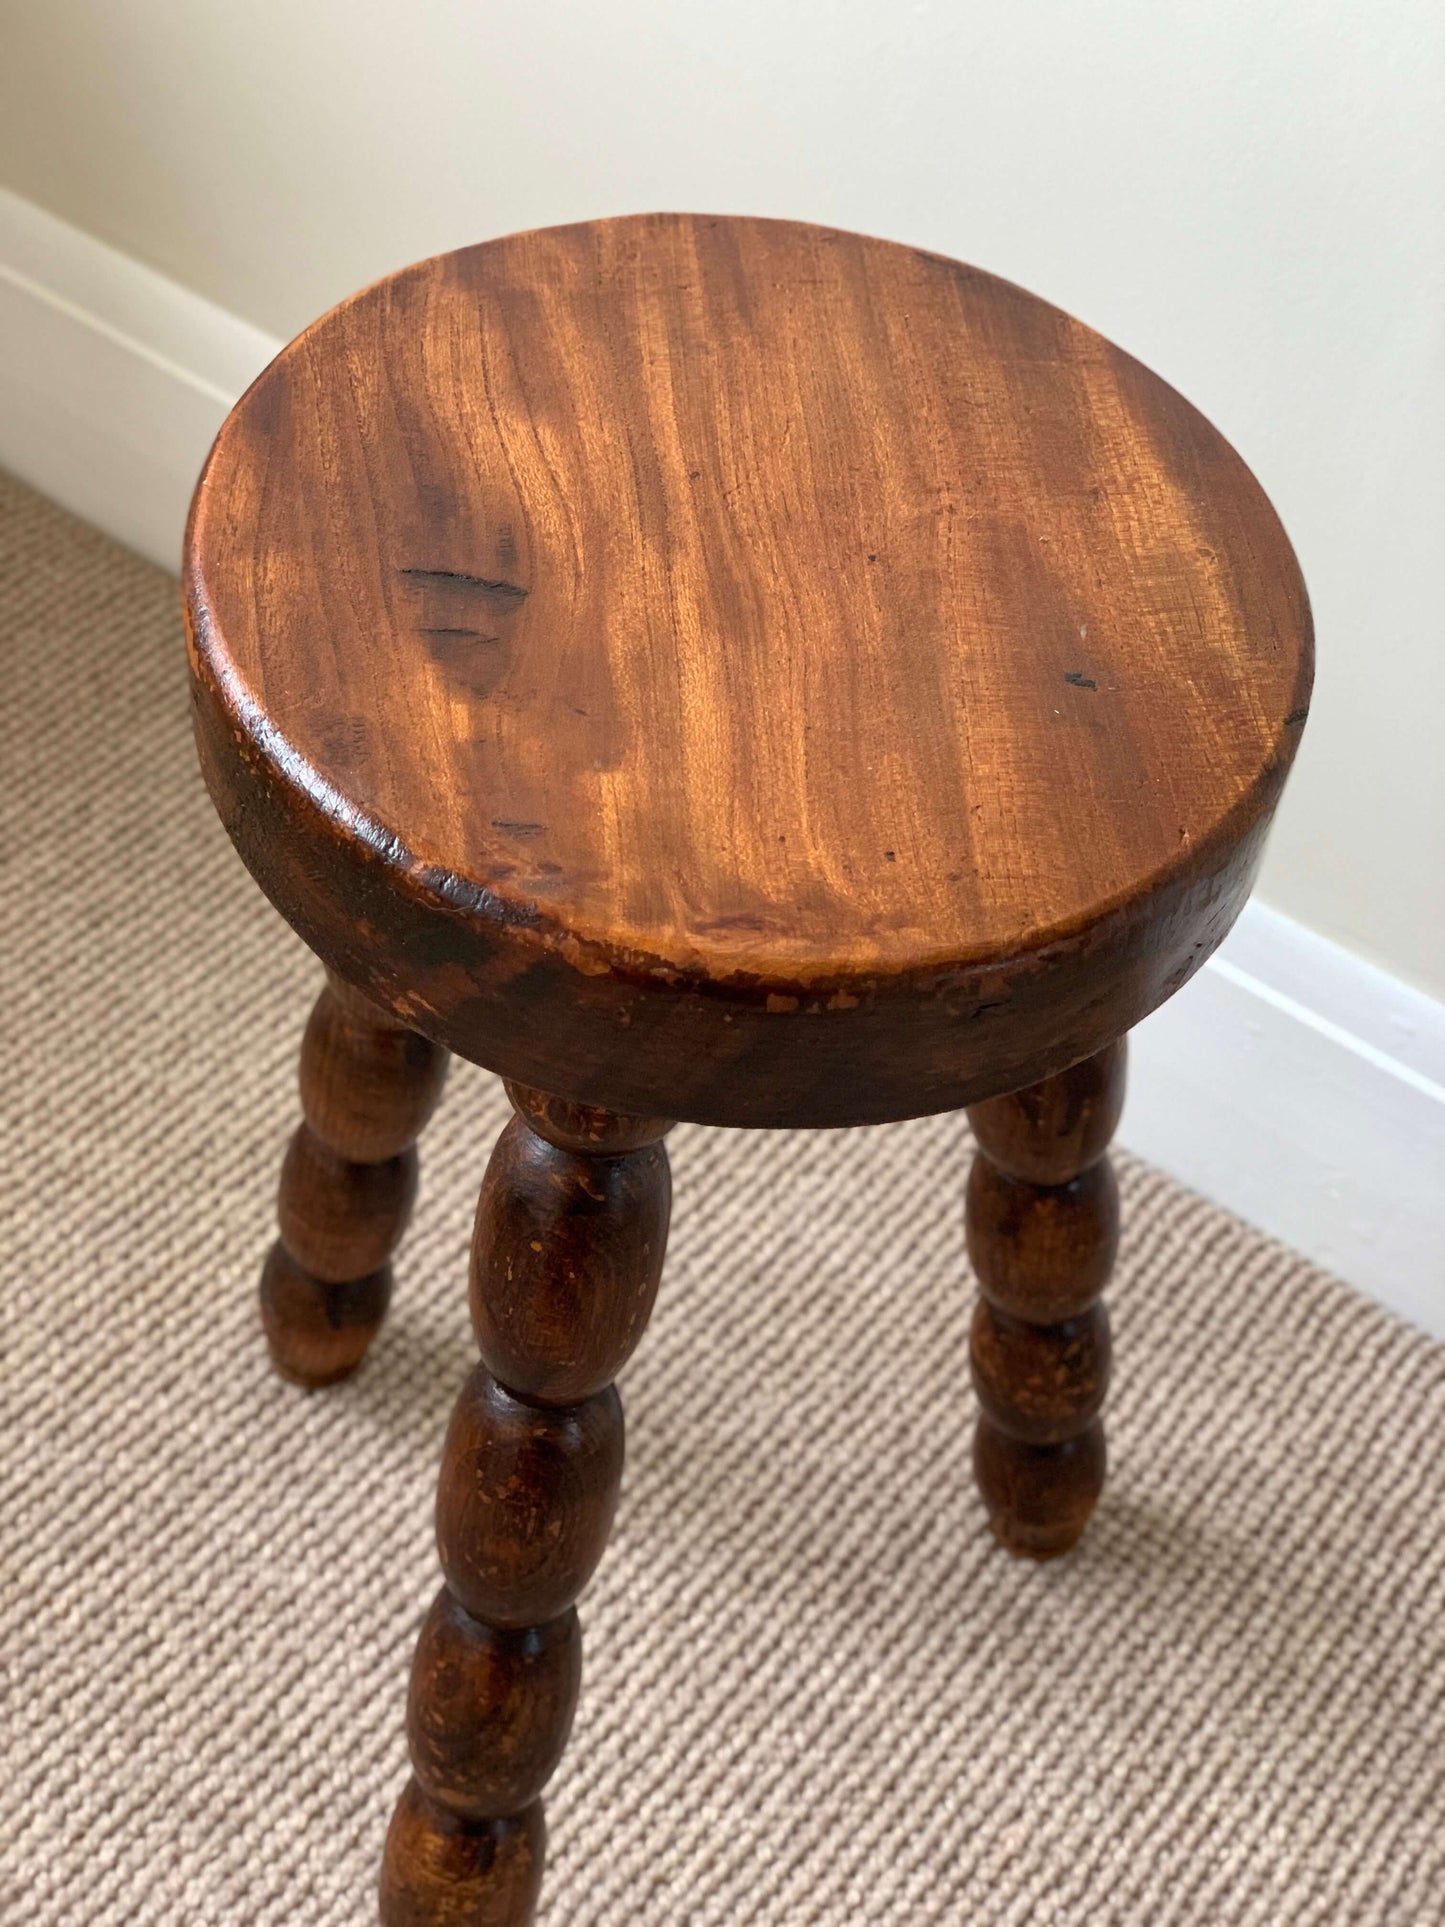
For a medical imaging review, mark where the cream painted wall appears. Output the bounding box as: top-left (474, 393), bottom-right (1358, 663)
top-left (2, 0), bottom-right (1442, 996)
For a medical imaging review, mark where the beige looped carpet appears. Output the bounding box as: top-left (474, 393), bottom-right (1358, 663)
top-left (3, 470), bottom-right (1443, 1925)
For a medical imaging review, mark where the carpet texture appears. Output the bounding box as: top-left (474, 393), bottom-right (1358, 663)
top-left (3, 469), bottom-right (1443, 1925)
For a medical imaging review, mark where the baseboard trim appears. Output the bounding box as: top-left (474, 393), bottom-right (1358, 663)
top-left (0, 187), bottom-right (280, 571)
top-left (1126, 902), bottom-right (1445, 1338)
top-left (2, 189), bottom-right (1439, 1336)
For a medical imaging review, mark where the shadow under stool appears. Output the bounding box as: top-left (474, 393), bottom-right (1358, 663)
top-left (182, 213), bottom-right (1312, 1924)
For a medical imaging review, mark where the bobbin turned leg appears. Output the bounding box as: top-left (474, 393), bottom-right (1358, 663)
top-left (965, 1039), bottom-right (1125, 1558)
top-left (380, 1082), bottom-right (672, 1926)
top-left (261, 972), bottom-right (449, 1387)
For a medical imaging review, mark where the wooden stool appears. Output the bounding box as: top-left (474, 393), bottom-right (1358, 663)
top-left (183, 214), bottom-right (1311, 1923)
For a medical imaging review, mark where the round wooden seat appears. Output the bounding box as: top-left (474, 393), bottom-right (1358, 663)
top-left (185, 212), bottom-right (1311, 1127)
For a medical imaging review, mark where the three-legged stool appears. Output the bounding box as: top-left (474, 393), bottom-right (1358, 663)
top-left (184, 213), bottom-right (1312, 1923)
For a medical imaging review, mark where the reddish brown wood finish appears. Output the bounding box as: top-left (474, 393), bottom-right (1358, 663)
top-left (469, 1116), bottom-right (669, 1405)
top-left (261, 973), bottom-right (448, 1386)
top-left (406, 1594), bottom-right (581, 1821)
top-left (966, 1040), bottom-right (1124, 1556)
top-left (380, 1783), bottom-right (544, 1927)
top-left (185, 213), bottom-right (1312, 1131)
top-left (183, 216), bottom-right (1315, 1919)
top-left (380, 1087), bottom-right (672, 1925)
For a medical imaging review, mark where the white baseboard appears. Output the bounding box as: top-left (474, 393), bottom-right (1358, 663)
top-left (1126, 902), bottom-right (1445, 1338)
top-left (0, 187), bottom-right (280, 572)
top-left (2, 189), bottom-right (1440, 1337)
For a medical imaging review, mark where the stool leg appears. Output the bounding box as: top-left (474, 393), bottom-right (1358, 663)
top-left (261, 972), bottom-right (449, 1388)
top-left (965, 1038), bottom-right (1125, 1558)
top-left (380, 1082), bottom-right (672, 1926)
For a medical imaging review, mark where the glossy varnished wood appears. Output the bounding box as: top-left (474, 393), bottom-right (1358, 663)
top-left (469, 1114), bottom-right (669, 1404)
top-left (381, 1090), bottom-right (673, 1924)
top-left (406, 1593), bottom-right (581, 1821)
top-left (966, 1040), bottom-right (1124, 1556)
top-left (262, 973), bottom-right (448, 1385)
top-left (185, 216), bottom-right (1315, 1921)
top-left (380, 1784), bottom-right (544, 1927)
top-left (185, 214), bottom-right (1312, 1129)
top-left (435, 1370), bottom-right (624, 1631)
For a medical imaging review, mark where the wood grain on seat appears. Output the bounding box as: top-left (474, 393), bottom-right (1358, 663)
top-left (185, 213), bottom-right (1310, 1126)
